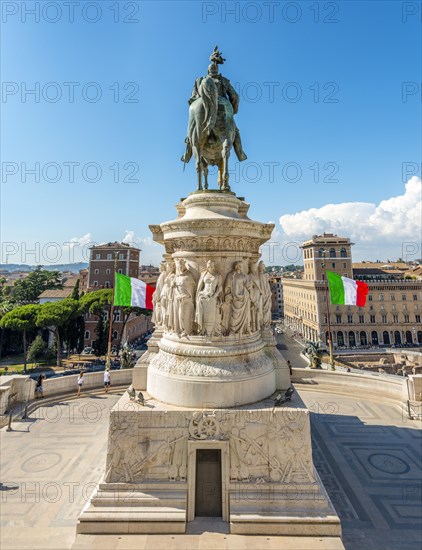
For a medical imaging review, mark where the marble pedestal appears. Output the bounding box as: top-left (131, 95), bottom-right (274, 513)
top-left (131, 191), bottom-right (290, 403)
top-left (77, 391), bottom-right (341, 537)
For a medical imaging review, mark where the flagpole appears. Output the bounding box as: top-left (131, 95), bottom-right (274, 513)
top-left (322, 252), bottom-right (335, 371)
top-left (106, 253), bottom-right (119, 370)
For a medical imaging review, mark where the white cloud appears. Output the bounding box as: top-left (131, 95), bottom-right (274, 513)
top-left (279, 177), bottom-right (421, 260)
top-left (122, 230), bottom-right (143, 246)
top-left (122, 230), bottom-right (157, 248)
top-left (62, 233), bottom-right (93, 263)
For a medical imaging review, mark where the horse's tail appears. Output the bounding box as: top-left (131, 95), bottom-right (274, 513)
top-left (199, 75), bottom-right (218, 136)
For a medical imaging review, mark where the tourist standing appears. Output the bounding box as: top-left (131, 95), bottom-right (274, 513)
top-left (104, 369), bottom-right (111, 393)
top-left (77, 372), bottom-right (85, 397)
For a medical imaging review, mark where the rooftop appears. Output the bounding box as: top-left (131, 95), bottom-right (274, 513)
top-left (38, 288), bottom-right (74, 299)
top-left (89, 241), bottom-right (140, 250)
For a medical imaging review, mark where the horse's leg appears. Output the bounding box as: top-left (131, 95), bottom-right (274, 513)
top-left (217, 159), bottom-right (224, 190)
top-left (203, 159), bottom-right (209, 190)
top-left (193, 145), bottom-right (202, 190)
top-left (222, 139), bottom-right (232, 191)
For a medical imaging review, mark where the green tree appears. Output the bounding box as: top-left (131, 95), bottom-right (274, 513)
top-left (0, 304), bottom-right (40, 372)
top-left (93, 315), bottom-right (109, 356)
top-left (79, 289), bottom-right (113, 315)
top-left (80, 289), bottom-right (113, 356)
top-left (62, 314), bottom-right (85, 356)
top-left (0, 300), bottom-right (14, 359)
top-left (36, 299), bottom-right (80, 368)
top-left (11, 266), bottom-right (62, 304)
top-left (71, 279), bottom-right (80, 300)
top-left (27, 334), bottom-right (47, 364)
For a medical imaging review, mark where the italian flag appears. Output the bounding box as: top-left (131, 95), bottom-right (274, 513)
top-left (113, 273), bottom-right (155, 309)
top-left (326, 271), bottom-right (369, 306)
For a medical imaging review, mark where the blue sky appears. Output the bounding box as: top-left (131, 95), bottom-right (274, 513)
top-left (1, 0), bottom-right (421, 266)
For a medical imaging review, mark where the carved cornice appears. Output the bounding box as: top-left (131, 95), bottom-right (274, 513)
top-left (158, 333), bottom-right (265, 357)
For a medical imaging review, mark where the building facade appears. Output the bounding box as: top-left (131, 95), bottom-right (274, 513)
top-left (283, 234), bottom-right (422, 347)
top-left (268, 274), bottom-right (284, 319)
top-left (85, 242), bottom-right (140, 291)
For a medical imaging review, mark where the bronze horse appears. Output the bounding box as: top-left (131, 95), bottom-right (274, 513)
top-left (182, 75), bottom-right (236, 192)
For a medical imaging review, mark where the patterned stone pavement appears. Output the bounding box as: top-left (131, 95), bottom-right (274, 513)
top-left (0, 388), bottom-right (420, 549)
top-left (300, 389), bottom-right (422, 550)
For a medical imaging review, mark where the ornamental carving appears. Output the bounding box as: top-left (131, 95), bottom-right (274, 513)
top-left (149, 351), bottom-right (273, 377)
top-left (104, 408), bottom-right (315, 485)
top-left (188, 412), bottom-right (220, 439)
top-left (151, 257), bottom-right (276, 342)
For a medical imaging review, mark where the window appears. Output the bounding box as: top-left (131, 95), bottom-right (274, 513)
top-left (381, 314), bottom-right (387, 323)
top-left (107, 253), bottom-right (112, 260)
top-left (368, 295), bottom-right (373, 301)
top-left (94, 269), bottom-right (99, 274)
top-left (96, 254), bottom-right (100, 260)
top-left (413, 295), bottom-right (418, 301)
top-left (404, 314), bottom-right (409, 323)
top-left (106, 269), bottom-right (110, 274)
top-left (336, 314), bottom-right (341, 324)
top-left (114, 310), bottom-right (121, 322)
top-left (379, 294), bottom-right (384, 301)
top-left (370, 315), bottom-right (376, 323)
top-left (318, 248), bottom-right (324, 258)
top-left (105, 281), bottom-right (110, 288)
top-left (402, 294), bottom-right (406, 301)
top-left (93, 281), bottom-right (98, 287)
top-left (343, 262), bottom-right (347, 269)
top-left (392, 304), bottom-right (396, 310)
top-left (393, 314), bottom-right (398, 323)
top-left (340, 248), bottom-right (347, 258)
top-left (329, 248), bottom-right (336, 258)
top-left (112, 330), bottom-right (118, 339)
top-left (119, 253), bottom-right (124, 260)
top-left (391, 294), bottom-right (396, 301)
top-left (324, 314), bottom-right (327, 324)
top-left (359, 315), bottom-right (364, 323)
top-left (118, 268), bottom-right (122, 274)
top-left (84, 330), bottom-right (90, 339)
top-left (332, 262), bottom-right (336, 268)
top-left (348, 314), bottom-right (353, 323)
top-left (369, 305), bottom-right (374, 310)
top-left (416, 315), bottom-right (421, 323)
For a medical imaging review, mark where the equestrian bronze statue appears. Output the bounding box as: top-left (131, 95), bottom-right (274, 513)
top-left (181, 47), bottom-right (247, 192)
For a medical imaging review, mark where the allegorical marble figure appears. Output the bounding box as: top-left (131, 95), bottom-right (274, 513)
top-left (224, 261), bottom-right (251, 336)
top-left (258, 261), bottom-right (272, 329)
top-left (161, 260), bottom-right (176, 332)
top-left (195, 260), bottom-right (223, 337)
top-left (174, 259), bottom-right (197, 337)
top-left (151, 262), bottom-right (166, 328)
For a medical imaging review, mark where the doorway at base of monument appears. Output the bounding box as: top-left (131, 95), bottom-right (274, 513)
top-left (76, 391), bottom-right (341, 538)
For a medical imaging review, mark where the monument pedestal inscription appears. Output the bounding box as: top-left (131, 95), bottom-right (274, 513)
top-left (77, 47), bottom-right (341, 538)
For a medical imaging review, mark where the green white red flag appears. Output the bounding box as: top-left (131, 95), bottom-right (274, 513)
top-left (113, 273), bottom-right (155, 309)
top-left (326, 270), bottom-right (369, 306)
